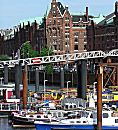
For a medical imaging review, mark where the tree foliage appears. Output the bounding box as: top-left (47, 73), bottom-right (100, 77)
top-left (21, 42), bottom-right (54, 74)
top-left (20, 41), bottom-right (39, 58)
top-left (40, 47), bottom-right (53, 57)
top-left (0, 55), bottom-right (10, 61)
top-left (40, 47), bottom-right (54, 74)
top-left (45, 64), bottom-right (53, 74)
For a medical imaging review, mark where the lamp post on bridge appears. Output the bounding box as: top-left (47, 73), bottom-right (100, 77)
top-left (15, 41), bottom-right (31, 59)
top-left (0, 77), bottom-right (3, 84)
top-left (67, 81), bottom-right (71, 97)
top-left (44, 80), bottom-right (48, 101)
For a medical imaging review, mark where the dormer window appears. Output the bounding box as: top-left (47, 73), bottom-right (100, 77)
top-left (80, 18), bottom-right (82, 21)
top-left (52, 10), bottom-right (56, 17)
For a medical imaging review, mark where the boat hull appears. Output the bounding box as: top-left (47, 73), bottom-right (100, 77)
top-left (35, 123), bottom-right (118, 130)
top-left (12, 116), bottom-right (35, 128)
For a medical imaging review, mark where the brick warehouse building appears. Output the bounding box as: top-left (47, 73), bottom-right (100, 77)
top-left (46, 0), bottom-right (101, 55)
top-left (0, 18), bottom-right (46, 58)
top-left (87, 1), bottom-right (118, 52)
top-left (0, 0), bottom-right (103, 57)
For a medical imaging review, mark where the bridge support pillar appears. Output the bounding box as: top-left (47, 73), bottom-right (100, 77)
top-left (77, 60), bottom-right (87, 100)
top-left (35, 68), bottom-right (39, 92)
top-left (117, 66), bottom-right (118, 86)
top-left (4, 65), bottom-right (8, 84)
top-left (15, 64), bottom-right (20, 99)
top-left (60, 67), bottom-right (64, 89)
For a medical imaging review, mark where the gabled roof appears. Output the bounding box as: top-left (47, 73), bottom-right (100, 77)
top-left (98, 12), bottom-right (115, 26)
top-left (57, 2), bottom-right (65, 15)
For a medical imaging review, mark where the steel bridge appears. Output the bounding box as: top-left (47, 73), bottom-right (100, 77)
top-left (0, 49), bottom-right (118, 68)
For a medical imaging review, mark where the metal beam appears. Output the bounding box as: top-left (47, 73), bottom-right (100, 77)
top-left (0, 49), bottom-right (117, 68)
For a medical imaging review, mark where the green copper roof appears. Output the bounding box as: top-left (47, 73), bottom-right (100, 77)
top-left (97, 13), bottom-right (115, 25)
top-left (91, 14), bottom-right (104, 24)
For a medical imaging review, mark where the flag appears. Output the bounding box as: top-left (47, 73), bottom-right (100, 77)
top-left (32, 57), bottom-right (41, 64)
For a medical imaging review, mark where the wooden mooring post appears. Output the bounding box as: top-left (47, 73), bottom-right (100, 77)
top-left (97, 74), bottom-right (102, 130)
top-left (22, 64), bottom-right (28, 110)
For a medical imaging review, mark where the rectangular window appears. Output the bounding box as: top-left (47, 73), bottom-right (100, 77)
top-left (53, 45), bottom-right (57, 50)
top-left (74, 37), bottom-right (78, 42)
top-left (74, 45), bottom-right (78, 50)
top-left (74, 32), bottom-right (78, 37)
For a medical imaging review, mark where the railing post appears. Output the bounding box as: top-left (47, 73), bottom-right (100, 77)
top-left (16, 103), bottom-right (18, 110)
top-left (0, 104), bottom-right (2, 110)
top-left (9, 104), bottom-right (10, 111)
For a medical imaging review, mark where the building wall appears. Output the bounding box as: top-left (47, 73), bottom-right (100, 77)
top-left (0, 21), bottom-right (45, 58)
top-left (46, 0), bottom-right (64, 54)
top-left (0, 0), bottom-right (96, 57)
top-left (46, 0), bottom-right (92, 55)
top-left (87, 2), bottom-right (118, 52)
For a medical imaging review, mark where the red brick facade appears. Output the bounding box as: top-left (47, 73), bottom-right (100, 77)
top-left (46, 0), bottom-right (93, 54)
top-left (0, 0), bottom-right (96, 57)
top-left (87, 2), bottom-right (118, 52)
top-left (0, 20), bottom-right (46, 58)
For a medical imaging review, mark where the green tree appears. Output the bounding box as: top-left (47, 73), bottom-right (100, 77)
top-left (20, 41), bottom-right (39, 58)
top-left (40, 47), bottom-right (53, 57)
top-left (40, 47), bottom-right (54, 74)
top-left (0, 55), bottom-right (10, 61)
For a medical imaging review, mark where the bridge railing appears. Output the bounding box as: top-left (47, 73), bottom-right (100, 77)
top-left (0, 49), bottom-right (118, 68)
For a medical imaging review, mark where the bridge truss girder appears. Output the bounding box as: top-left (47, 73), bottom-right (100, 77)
top-left (0, 49), bottom-right (117, 68)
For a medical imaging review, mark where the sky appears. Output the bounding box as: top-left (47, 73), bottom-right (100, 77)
top-left (0, 0), bottom-right (117, 29)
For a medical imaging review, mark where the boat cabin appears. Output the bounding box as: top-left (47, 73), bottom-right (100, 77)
top-left (0, 83), bottom-right (21, 102)
top-left (63, 103), bottom-right (77, 110)
top-left (85, 110), bottom-right (118, 125)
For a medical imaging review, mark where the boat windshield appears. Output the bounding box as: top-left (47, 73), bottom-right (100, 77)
top-left (80, 111), bottom-right (89, 118)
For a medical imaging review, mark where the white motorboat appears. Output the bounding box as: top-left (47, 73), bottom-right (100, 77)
top-left (34, 109), bottom-right (118, 130)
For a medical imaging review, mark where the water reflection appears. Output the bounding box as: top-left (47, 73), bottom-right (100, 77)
top-left (0, 118), bottom-right (36, 130)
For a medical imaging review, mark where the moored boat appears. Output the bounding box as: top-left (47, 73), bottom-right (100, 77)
top-left (11, 109), bottom-right (60, 128)
top-left (34, 110), bottom-right (118, 130)
top-left (0, 83), bottom-right (21, 117)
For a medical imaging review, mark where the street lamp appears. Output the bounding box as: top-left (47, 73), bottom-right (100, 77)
top-left (67, 81), bottom-right (71, 97)
top-left (44, 80), bottom-right (48, 101)
top-left (93, 82), bottom-right (97, 97)
top-left (0, 77), bottom-right (3, 84)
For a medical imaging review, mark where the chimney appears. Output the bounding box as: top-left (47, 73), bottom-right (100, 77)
top-left (52, 0), bottom-right (56, 3)
top-left (86, 7), bottom-right (88, 21)
top-left (23, 22), bottom-right (25, 29)
top-left (34, 20), bottom-right (37, 30)
top-left (65, 5), bottom-right (68, 11)
top-left (115, 1), bottom-right (118, 15)
top-left (19, 23), bottom-right (21, 29)
top-left (28, 21), bottom-right (30, 27)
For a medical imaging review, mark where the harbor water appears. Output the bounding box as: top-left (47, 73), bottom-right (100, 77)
top-left (0, 118), bottom-right (36, 130)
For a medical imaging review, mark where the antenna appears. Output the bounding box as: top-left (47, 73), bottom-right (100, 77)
top-left (44, 5), bottom-right (48, 18)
